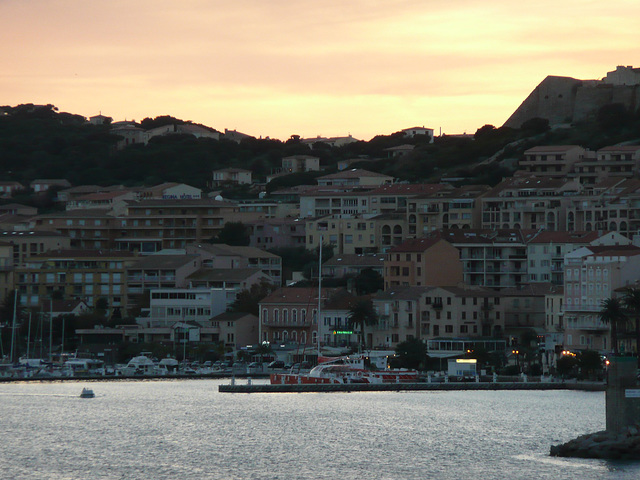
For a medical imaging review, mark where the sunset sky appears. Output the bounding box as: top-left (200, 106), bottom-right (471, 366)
top-left (1, 0), bottom-right (638, 141)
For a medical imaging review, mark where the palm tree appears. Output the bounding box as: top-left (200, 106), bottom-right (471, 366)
top-left (621, 287), bottom-right (640, 366)
top-left (599, 297), bottom-right (627, 356)
top-left (347, 299), bottom-right (379, 350)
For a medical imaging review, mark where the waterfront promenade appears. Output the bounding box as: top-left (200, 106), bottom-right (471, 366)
top-left (219, 380), bottom-right (605, 393)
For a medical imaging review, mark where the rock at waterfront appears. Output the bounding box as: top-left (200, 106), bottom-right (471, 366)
top-left (550, 425), bottom-right (640, 460)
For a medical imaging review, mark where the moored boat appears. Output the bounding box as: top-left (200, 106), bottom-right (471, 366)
top-left (271, 356), bottom-right (419, 385)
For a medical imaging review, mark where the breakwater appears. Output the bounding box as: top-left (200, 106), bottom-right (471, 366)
top-left (219, 381), bottom-right (605, 393)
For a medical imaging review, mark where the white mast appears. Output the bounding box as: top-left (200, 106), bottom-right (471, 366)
top-left (316, 236), bottom-right (323, 360)
top-left (9, 290), bottom-right (17, 363)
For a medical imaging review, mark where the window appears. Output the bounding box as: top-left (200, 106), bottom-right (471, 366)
top-left (445, 325), bottom-right (453, 333)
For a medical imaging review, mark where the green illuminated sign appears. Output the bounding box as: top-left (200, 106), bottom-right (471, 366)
top-left (333, 330), bottom-right (354, 335)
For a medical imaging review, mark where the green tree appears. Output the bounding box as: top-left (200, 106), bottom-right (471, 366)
top-left (599, 297), bottom-right (627, 356)
top-left (209, 222), bottom-right (250, 246)
top-left (254, 341), bottom-right (273, 364)
top-left (556, 355), bottom-right (578, 378)
top-left (354, 268), bottom-right (384, 295)
top-left (230, 280), bottom-right (277, 316)
top-left (394, 338), bottom-right (429, 370)
top-left (347, 299), bottom-right (378, 349)
top-left (621, 287), bottom-right (640, 366)
top-left (578, 349), bottom-right (603, 380)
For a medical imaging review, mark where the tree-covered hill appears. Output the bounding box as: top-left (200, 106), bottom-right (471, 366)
top-left (1, 103), bottom-right (639, 192)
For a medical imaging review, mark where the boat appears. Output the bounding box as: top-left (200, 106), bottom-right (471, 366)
top-left (270, 355), bottom-right (419, 385)
top-left (80, 388), bottom-right (95, 398)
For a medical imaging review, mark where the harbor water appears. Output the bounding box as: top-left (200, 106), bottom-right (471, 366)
top-left (0, 379), bottom-right (639, 479)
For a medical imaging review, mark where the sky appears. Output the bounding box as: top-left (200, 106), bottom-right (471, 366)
top-left (1, 0), bottom-right (638, 141)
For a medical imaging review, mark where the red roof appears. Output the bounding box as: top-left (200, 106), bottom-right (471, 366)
top-left (389, 236), bottom-right (442, 253)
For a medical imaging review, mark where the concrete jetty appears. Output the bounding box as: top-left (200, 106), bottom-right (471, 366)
top-left (551, 357), bottom-right (640, 459)
top-left (219, 381), bottom-right (604, 393)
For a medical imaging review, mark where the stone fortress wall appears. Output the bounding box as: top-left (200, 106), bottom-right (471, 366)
top-left (504, 66), bottom-right (640, 129)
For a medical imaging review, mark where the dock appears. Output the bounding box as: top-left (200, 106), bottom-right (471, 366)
top-left (219, 381), bottom-right (605, 393)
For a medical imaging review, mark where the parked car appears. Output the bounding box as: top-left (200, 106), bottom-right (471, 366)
top-left (267, 360), bottom-right (285, 369)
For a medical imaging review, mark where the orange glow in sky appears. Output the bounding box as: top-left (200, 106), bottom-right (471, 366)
top-left (1, 0), bottom-right (638, 140)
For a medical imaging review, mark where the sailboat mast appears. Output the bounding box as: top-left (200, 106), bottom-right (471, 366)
top-left (9, 289), bottom-right (17, 363)
top-left (316, 236), bottom-right (322, 360)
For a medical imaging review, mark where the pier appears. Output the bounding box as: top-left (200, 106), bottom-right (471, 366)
top-left (219, 381), bottom-right (605, 393)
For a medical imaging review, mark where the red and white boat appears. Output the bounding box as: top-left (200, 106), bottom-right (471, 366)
top-left (270, 355), bottom-right (419, 385)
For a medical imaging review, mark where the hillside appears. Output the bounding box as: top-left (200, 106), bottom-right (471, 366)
top-left (1, 103), bottom-right (640, 195)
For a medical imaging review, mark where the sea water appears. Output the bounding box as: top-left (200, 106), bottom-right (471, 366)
top-left (0, 379), bottom-right (638, 479)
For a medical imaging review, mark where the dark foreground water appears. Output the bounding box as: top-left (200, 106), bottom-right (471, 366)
top-left (0, 379), bottom-right (638, 479)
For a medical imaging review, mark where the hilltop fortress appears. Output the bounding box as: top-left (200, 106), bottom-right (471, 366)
top-left (504, 65), bottom-right (640, 129)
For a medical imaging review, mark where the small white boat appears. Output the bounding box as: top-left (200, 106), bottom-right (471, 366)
top-left (80, 388), bottom-right (95, 398)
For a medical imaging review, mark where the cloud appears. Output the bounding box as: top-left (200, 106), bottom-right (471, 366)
top-left (1, 0), bottom-right (638, 139)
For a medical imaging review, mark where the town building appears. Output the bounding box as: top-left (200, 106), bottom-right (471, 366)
top-left (248, 218), bottom-right (306, 250)
top-left (282, 155), bottom-right (320, 173)
top-left (384, 236), bottom-right (464, 289)
top-left (520, 145), bottom-right (591, 178)
top-left (15, 250), bottom-right (138, 313)
top-left (212, 168), bottom-right (253, 186)
top-left (563, 244), bottom-right (640, 354)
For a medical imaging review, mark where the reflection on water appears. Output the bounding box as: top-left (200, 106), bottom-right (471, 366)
top-left (0, 380), bottom-right (638, 480)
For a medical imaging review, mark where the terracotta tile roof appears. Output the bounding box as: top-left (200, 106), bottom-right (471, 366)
top-left (373, 286), bottom-right (432, 300)
top-left (260, 287), bottom-right (338, 305)
top-left (323, 254), bottom-right (386, 267)
top-left (388, 236), bottom-right (442, 253)
top-left (528, 231), bottom-right (603, 244)
top-left (367, 183), bottom-right (449, 195)
top-left (524, 145), bottom-right (584, 153)
top-left (130, 254), bottom-right (199, 269)
top-left (587, 245), bottom-right (640, 257)
top-left (30, 249), bottom-right (136, 259)
top-left (440, 229), bottom-right (537, 244)
top-left (318, 169), bottom-right (392, 180)
top-left (186, 268), bottom-right (263, 282)
top-left (597, 145), bottom-right (640, 152)
top-left (500, 283), bottom-right (564, 296)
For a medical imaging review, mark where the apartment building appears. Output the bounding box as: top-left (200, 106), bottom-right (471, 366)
top-left (440, 229), bottom-right (534, 290)
top-left (186, 243), bottom-right (282, 285)
top-left (126, 253), bottom-right (202, 311)
top-left (307, 213), bottom-right (407, 255)
top-left (248, 217), bottom-right (306, 250)
top-left (282, 155), bottom-right (320, 173)
top-left (117, 198), bottom-right (238, 252)
top-left (384, 237), bottom-right (463, 289)
top-left (318, 290), bottom-right (359, 349)
top-left (422, 286), bottom-right (503, 339)
top-left (30, 209), bottom-right (116, 250)
top-left (316, 168), bottom-right (393, 187)
top-left (520, 145), bottom-right (590, 178)
top-left (0, 230), bottom-right (70, 266)
top-left (322, 253), bottom-right (385, 278)
top-left (526, 230), bottom-right (630, 284)
top-left (407, 185), bottom-right (490, 235)
top-left (372, 287), bottom-right (425, 348)
top-left (15, 250), bottom-right (138, 313)
top-left (212, 168), bottom-right (252, 186)
top-left (259, 287), bottom-right (337, 346)
top-left (137, 287), bottom-right (229, 327)
top-left (367, 183), bottom-right (448, 215)
top-left (571, 145), bottom-right (640, 184)
top-left (564, 178), bottom-right (640, 237)
top-left (563, 244), bottom-right (640, 354)
top-left (299, 187), bottom-right (374, 218)
top-left (480, 176), bottom-right (581, 231)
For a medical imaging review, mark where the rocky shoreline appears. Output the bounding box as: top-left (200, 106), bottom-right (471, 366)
top-left (550, 425), bottom-right (640, 460)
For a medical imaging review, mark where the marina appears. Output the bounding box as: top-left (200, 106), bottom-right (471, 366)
top-left (0, 379), bottom-right (638, 480)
